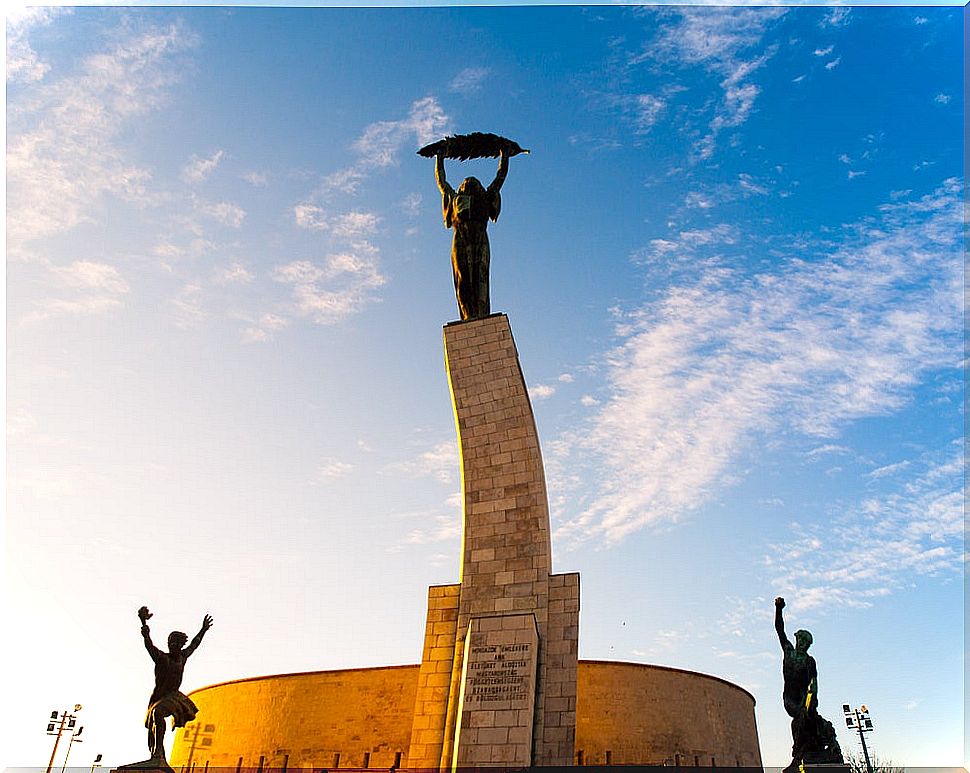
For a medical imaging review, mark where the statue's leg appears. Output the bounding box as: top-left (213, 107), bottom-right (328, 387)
top-left (452, 246), bottom-right (470, 321)
top-left (477, 246), bottom-right (490, 317)
top-left (149, 709), bottom-right (167, 761)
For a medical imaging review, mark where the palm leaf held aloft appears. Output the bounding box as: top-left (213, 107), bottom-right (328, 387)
top-left (417, 132), bottom-right (529, 160)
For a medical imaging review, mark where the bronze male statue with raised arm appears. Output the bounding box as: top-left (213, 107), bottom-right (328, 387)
top-left (774, 597), bottom-right (843, 771)
top-left (132, 606), bottom-right (213, 770)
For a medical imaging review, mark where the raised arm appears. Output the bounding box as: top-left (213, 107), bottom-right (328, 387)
top-left (774, 597), bottom-right (792, 650)
top-left (139, 606), bottom-right (162, 662)
top-left (488, 149), bottom-right (509, 194)
top-left (183, 614), bottom-right (213, 659)
top-left (435, 153), bottom-right (454, 196)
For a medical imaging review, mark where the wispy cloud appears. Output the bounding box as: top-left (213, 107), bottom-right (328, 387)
top-left (322, 96), bottom-right (449, 194)
top-left (557, 180), bottom-right (963, 545)
top-left (197, 199), bottom-right (246, 228)
top-left (272, 244), bottom-right (387, 325)
top-left (22, 260), bottom-right (131, 323)
top-left (529, 384), bottom-right (556, 400)
top-left (646, 8), bottom-right (786, 159)
top-left (820, 7), bottom-right (851, 28)
top-left (170, 282), bottom-right (207, 329)
top-left (241, 313), bottom-right (288, 344)
top-left (402, 511), bottom-right (461, 546)
top-left (7, 21), bottom-right (196, 252)
top-left (52, 260), bottom-right (130, 295)
top-left (217, 262), bottom-right (255, 284)
top-left (311, 457), bottom-right (355, 482)
top-left (386, 440), bottom-right (458, 485)
top-left (331, 211), bottom-right (380, 239)
top-left (182, 150), bottom-right (225, 183)
top-left (6, 7), bottom-right (65, 84)
top-left (636, 223), bottom-right (739, 274)
top-left (767, 445), bottom-right (963, 613)
top-left (449, 66), bottom-right (490, 94)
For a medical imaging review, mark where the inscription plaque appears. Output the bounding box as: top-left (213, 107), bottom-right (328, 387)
top-left (454, 615), bottom-right (539, 767)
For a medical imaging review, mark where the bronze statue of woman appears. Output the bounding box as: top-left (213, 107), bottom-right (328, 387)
top-left (434, 149), bottom-right (508, 321)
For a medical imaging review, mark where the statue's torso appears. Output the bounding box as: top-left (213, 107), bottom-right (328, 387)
top-left (151, 652), bottom-right (186, 701)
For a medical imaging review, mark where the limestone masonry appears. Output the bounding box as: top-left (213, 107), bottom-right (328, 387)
top-left (170, 315), bottom-right (762, 769)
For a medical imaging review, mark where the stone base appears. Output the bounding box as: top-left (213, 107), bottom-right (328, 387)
top-left (113, 758), bottom-right (174, 773)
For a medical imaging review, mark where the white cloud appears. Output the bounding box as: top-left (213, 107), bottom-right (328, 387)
top-left (294, 203), bottom-right (329, 231)
top-left (632, 94), bottom-right (666, 131)
top-left (22, 259), bottom-right (130, 322)
top-left (198, 200), bottom-right (246, 228)
top-left (580, 395), bottom-right (600, 407)
top-left (182, 150), bottom-right (224, 183)
top-left (867, 460), bottom-right (910, 480)
top-left (449, 66), bottom-right (490, 94)
top-left (403, 511), bottom-right (461, 546)
top-left (813, 45), bottom-right (834, 57)
top-left (824, 57), bottom-right (841, 71)
top-left (170, 282), bottom-right (206, 329)
top-left (311, 458), bottom-right (354, 481)
top-left (768, 446), bottom-right (963, 612)
top-left (804, 444), bottom-right (851, 459)
top-left (648, 8), bottom-right (785, 159)
top-left (637, 223), bottom-right (739, 270)
top-left (241, 313), bottom-right (288, 344)
top-left (737, 173), bottom-right (768, 196)
top-left (272, 246), bottom-right (386, 325)
top-left (316, 97), bottom-right (450, 198)
top-left (218, 262), bottom-right (255, 284)
top-left (401, 192), bottom-right (423, 217)
top-left (352, 95), bottom-right (450, 170)
top-left (529, 384), bottom-right (556, 400)
top-left (244, 171), bottom-right (268, 186)
top-left (557, 180), bottom-right (963, 545)
top-left (22, 296), bottom-right (125, 324)
top-left (386, 440), bottom-right (458, 485)
top-left (820, 7), bottom-right (851, 28)
top-left (933, 93), bottom-right (951, 105)
top-left (53, 260), bottom-right (130, 294)
top-left (6, 7), bottom-right (64, 83)
top-left (7, 22), bottom-right (196, 251)
top-left (331, 211), bottom-right (380, 239)
top-left (558, 373), bottom-right (575, 383)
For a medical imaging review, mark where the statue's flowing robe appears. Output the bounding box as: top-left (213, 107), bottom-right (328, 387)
top-left (441, 179), bottom-right (501, 320)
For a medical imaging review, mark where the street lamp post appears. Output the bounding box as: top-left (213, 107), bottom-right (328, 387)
top-left (45, 705), bottom-right (82, 773)
top-left (842, 703), bottom-right (874, 773)
top-left (60, 724), bottom-right (84, 773)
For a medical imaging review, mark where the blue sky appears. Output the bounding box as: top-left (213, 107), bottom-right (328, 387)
top-left (4, 4), bottom-right (965, 769)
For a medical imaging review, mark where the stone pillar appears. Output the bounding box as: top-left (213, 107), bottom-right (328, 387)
top-left (407, 314), bottom-right (579, 770)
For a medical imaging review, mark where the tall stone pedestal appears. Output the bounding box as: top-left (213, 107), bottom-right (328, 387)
top-left (407, 314), bottom-right (579, 770)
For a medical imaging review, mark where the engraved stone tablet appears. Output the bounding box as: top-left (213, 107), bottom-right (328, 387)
top-left (454, 615), bottom-right (539, 767)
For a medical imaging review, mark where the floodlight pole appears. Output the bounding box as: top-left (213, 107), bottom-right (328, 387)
top-left (61, 725), bottom-right (84, 773)
top-left (853, 708), bottom-right (873, 773)
top-left (45, 706), bottom-right (81, 773)
top-left (45, 714), bottom-right (68, 773)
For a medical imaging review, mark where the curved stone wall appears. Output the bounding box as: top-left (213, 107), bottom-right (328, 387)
top-left (576, 660), bottom-right (762, 767)
top-left (170, 661), bottom-right (759, 769)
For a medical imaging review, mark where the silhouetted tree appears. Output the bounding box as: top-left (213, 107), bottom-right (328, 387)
top-left (846, 752), bottom-right (904, 773)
